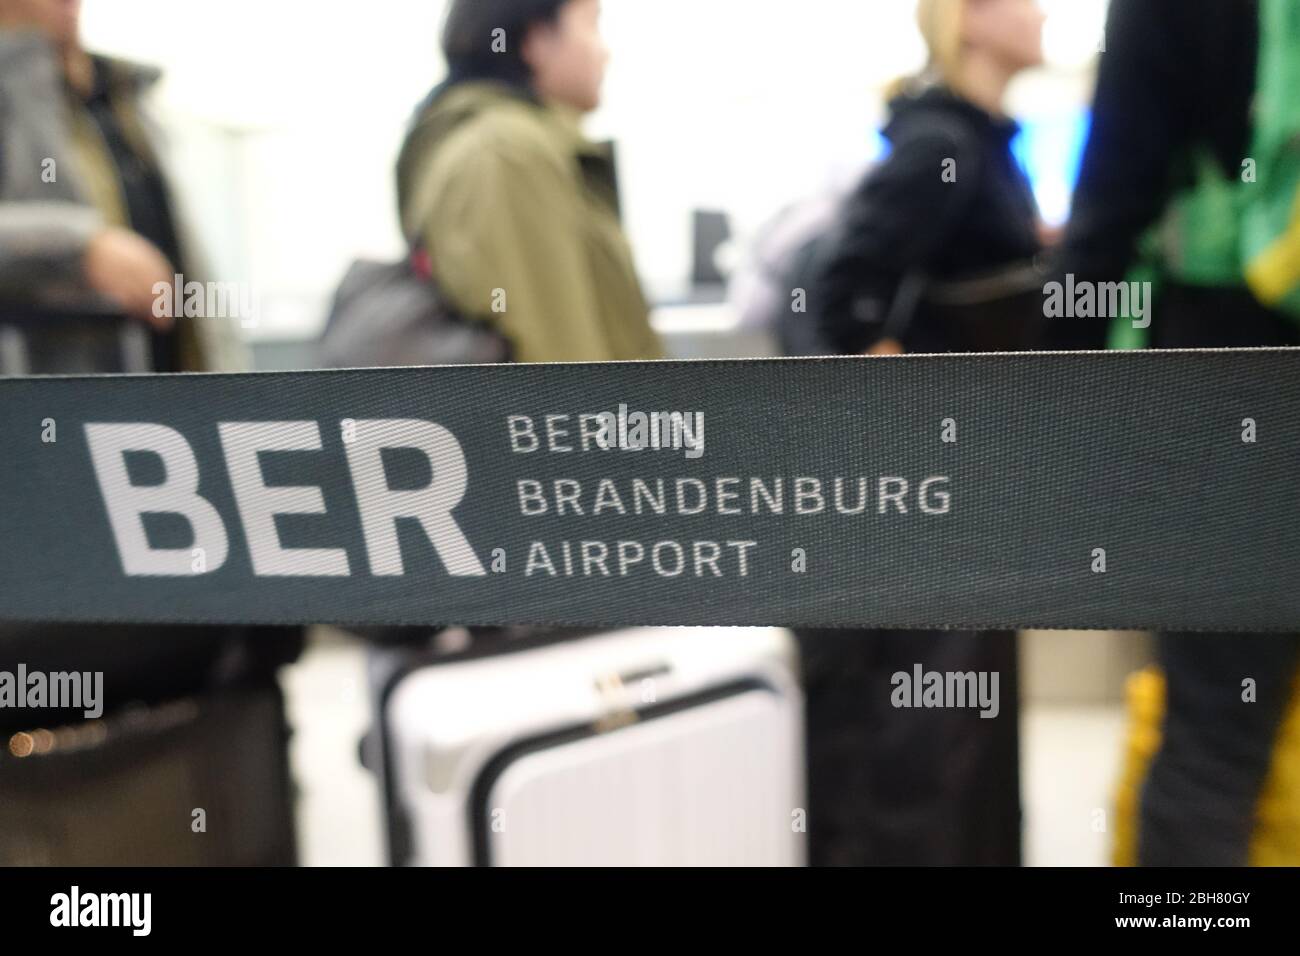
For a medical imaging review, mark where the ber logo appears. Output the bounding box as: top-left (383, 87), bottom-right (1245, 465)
top-left (83, 420), bottom-right (485, 578)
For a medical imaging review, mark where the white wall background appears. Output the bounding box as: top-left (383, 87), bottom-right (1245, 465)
top-left (81, 0), bottom-right (1109, 340)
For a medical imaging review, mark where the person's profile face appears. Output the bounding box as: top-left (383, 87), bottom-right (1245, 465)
top-left (524, 0), bottom-right (610, 114)
top-left (0, 0), bottom-right (81, 46)
top-left (964, 0), bottom-right (1046, 74)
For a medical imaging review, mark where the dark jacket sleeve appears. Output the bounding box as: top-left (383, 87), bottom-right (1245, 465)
top-left (1063, 0), bottom-right (1190, 286)
top-left (1052, 0), bottom-right (1214, 349)
top-left (813, 129), bottom-right (974, 354)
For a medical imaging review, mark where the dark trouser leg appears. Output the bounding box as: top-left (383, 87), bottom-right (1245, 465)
top-left (1138, 631), bottom-right (1300, 866)
top-left (796, 628), bottom-right (1021, 866)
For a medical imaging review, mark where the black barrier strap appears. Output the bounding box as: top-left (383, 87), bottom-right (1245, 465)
top-left (1, 349), bottom-right (1296, 632)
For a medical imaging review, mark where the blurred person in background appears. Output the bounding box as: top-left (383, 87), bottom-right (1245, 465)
top-left (795, 0), bottom-right (1050, 866)
top-left (810, 0), bottom-right (1048, 358)
top-left (349, 0), bottom-right (664, 840)
top-left (1057, 0), bottom-right (1300, 866)
top-left (396, 0), bottom-right (662, 364)
top-left (0, 0), bottom-right (243, 371)
top-left (0, 0), bottom-right (295, 866)
top-left (344, 2), bottom-right (659, 653)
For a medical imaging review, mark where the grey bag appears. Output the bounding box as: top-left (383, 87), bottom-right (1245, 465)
top-left (317, 256), bottom-right (510, 369)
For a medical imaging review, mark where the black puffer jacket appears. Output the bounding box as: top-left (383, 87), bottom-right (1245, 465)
top-left (813, 86), bottom-right (1044, 355)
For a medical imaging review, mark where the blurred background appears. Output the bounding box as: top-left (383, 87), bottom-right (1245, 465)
top-left (76, 0), bottom-right (1139, 867)
top-left (4, 0), bottom-right (1178, 867)
top-left (79, 0), bottom-right (1105, 360)
top-left (278, 627), bottom-right (1150, 866)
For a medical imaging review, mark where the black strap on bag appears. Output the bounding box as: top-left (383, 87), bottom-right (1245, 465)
top-left (850, 115), bottom-right (1045, 354)
top-left (876, 115), bottom-right (986, 344)
top-left (793, 115), bottom-right (985, 356)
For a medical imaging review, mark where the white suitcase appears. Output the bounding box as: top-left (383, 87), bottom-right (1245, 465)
top-left (373, 627), bottom-right (805, 867)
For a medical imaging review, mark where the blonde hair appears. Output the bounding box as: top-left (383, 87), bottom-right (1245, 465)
top-left (890, 0), bottom-right (966, 98)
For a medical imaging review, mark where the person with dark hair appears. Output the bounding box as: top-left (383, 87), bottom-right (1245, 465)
top-left (397, 0), bottom-right (661, 364)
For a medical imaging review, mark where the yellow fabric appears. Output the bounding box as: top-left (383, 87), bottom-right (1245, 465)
top-left (1245, 188), bottom-right (1300, 305)
top-left (1113, 666), bottom-right (1300, 866)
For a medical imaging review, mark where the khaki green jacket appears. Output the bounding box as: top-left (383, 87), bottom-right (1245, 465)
top-left (397, 82), bottom-right (662, 364)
